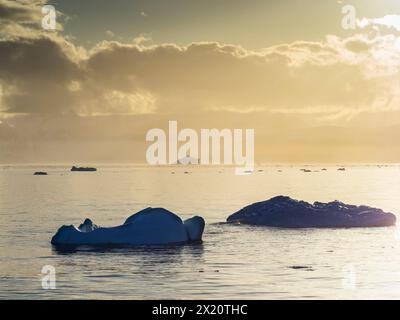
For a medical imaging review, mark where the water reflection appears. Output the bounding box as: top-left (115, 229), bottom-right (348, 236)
top-left (52, 242), bottom-right (204, 257)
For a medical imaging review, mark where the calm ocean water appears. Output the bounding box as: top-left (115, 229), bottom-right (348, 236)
top-left (1, 165), bottom-right (400, 299)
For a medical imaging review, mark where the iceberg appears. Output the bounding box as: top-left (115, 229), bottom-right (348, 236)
top-left (51, 207), bottom-right (205, 246)
top-left (71, 166), bottom-right (97, 172)
top-left (34, 171), bottom-right (47, 175)
top-left (227, 196), bottom-right (396, 228)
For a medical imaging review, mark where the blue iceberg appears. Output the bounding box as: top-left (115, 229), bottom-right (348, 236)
top-left (51, 207), bottom-right (205, 246)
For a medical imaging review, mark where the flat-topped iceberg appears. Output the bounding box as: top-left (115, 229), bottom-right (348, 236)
top-left (227, 196), bottom-right (396, 228)
top-left (51, 207), bottom-right (205, 246)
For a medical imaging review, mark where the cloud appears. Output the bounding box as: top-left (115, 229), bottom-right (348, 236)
top-left (0, 0), bottom-right (43, 23)
top-left (1, 33), bottom-right (400, 118)
top-left (132, 34), bottom-right (152, 46)
top-left (344, 38), bottom-right (371, 53)
top-left (83, 36), bottom-right (400, 115)
top-left (0, 36), bottom-right (83, 114)
top-left (0, 0), bottom-right (66, 38)
top-left (358, 15), bottom-right (400, 32)
top-left (0, 0), bottom-right (43, 37)
top-left (105, 30), bottom-right (115, 38)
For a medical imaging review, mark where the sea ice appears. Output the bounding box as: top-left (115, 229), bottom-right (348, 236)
top-left (51, 207), bottom-right (205, 246)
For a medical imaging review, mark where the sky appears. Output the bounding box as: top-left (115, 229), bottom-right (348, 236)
top-left (1, 0), bottom-right (400, 163)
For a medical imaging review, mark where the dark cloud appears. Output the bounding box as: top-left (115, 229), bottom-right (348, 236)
top-left (0, 0), bottom-right (45, 37)
top-left (0, 36), bottom-right (82, 114)
top-left (0, 37), bottom-right (79, 81)
top-left (0, 0), bottom-right (41, 23)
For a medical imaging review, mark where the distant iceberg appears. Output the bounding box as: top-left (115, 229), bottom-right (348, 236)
top-left (227, 196), bottom-right (396, 228)
top-left (51, 208), bottom-right (205, 246)
top-left (71, 166), bottom-right (97, 172)
top-left (34, 171), bottom-right (47, 175)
